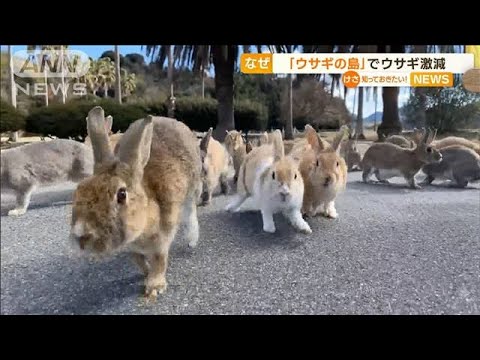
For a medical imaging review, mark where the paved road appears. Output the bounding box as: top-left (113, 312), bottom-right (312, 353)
top-left (1, 173), bottom-right (479, 314)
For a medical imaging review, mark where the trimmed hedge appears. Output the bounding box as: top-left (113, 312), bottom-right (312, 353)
top-left (26, 99), bottom-right (150, 139)
top-left (25, 97), bottom-right (268, 138)
top-left (1, 100), bottom-right (26, 133)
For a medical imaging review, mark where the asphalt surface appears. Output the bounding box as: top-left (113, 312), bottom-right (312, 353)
top-left (1, 173), bottom-right (479, 314)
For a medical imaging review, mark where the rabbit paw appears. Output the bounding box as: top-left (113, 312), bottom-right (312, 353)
top-left (263, 223), bottom-right (276, 233)
top-left (8, 208), bottom-right (26, 216)
top-left (144, 277), bottom-right (167, 300)
top-left (297, 222), bottom-right (312, 234)
top-left (324, 203), bottom-right (338, 219)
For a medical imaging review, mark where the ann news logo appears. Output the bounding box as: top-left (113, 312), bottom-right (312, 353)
top-left (12, 49), bottom-right (91, 96)
top-left (13, 49), bottom-right (90, 78)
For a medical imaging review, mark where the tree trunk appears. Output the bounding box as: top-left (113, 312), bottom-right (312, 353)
top-left (44, 68), bottom-right (49, 107)
top-left (201, 64), bottom-right (205, 99)
top-left (212, 45), bottom-right (235, 141)
top-left (377, 44), bottom-right (404, 138)
top-left (60, 45), bottom-right (66, 104)
top-left (413, 45), bottom-right (427, 128)
top-left (167, 45), bottom-right (175, 117)
top-left (8, 45), bottom-right (17, 108)
top-left (377, 87), bottom-right (402, 137)
top-left (114, 45), bottom-right (122, 104)
top-left (284, 74), bottom-right (294, 140)
top-left (355, 86), bottom-right (365, 139)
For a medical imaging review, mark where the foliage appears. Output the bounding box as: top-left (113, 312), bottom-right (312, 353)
top-left (402, 83), bottom-right (480, 131)
top-left (0, 100), bottom-right (26, 132)
top-left (24, 97), bottom-right (268, 138)
top-left (278, 78), bottom-right (348, 130)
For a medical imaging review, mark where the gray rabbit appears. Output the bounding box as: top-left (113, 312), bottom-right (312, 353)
top-left (421, 145), bottom-right (480, 188)
top-left (1, 139), bottom-right (94, 216)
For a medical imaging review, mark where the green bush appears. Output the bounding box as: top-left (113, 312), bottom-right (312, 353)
top-left (174, 97), bottom-right (218, 131)
top-left (0, 100), bottom-right (26, 133)
top-left (25, 96), bottom-right (268, 138)
top-left (26, 99), bottom-right (150, 138)
top-left (234, 99), bottom-right (268, 131)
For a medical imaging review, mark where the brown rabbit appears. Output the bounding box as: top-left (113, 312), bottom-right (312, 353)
top-left (224, 130), bottom-right (247, 183)
top-left (384, 135), bottom-right (415, 148)
top-left (362, 128), bottom-right (442, 189)
top-left (433, 137), bottom-right (480, 155)
top-left (340, 136), bottom-right (362, 171)
top-left (298, 125), bottom-right (348, 218)
top-left (70, 106), bottom-right (202, 299)
top-left (199, 128), bottom-right (230, 205)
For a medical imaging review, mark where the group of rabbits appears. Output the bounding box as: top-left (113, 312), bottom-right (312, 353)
top-left (1, 105), bottom-right (479, 299)
top-left (366, 130), bottom-right (480, 189)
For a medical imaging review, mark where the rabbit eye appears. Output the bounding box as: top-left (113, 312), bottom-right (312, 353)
top-left (272, 171), bottom-right (275, 180)
top-left (316, 160), bottom-right (319, 167)
top-left (294, 173), bottom-right (297, 180)
top-left (336, 161), bottom-right (339, 167)
top-left (426, 147), bottom-right (432, 153)
top-left (117, 187), bottom-right (127, 204)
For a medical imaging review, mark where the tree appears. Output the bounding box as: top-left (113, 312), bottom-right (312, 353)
top-left (355, 87), bottom-right (364, 138)
top-left (8, 45), bottom-right (16, 108)
top-left (402, 83), bottom-right (480, 131)
top-left (114, 45), bottom-right (122, 104)
top-left (144, 45), bottom-right (297, 141)
top-left (377, 45), bottom-right (405, 137)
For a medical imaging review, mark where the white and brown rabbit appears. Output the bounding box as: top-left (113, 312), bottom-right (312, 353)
top-left (199, 127), bottom-right (230, 205)
top-left (224, 130), bottom-right (247, 183)
top-left (1, 139), bottom-right (94, 216)
top-left (421, 145), bottom-right (480, 188)
top-left (225, 130), bottom-right (311, 234)
top-left (70, 106), bottom-right (202, 299)
top-left (362, 128), bottom-right (442, 189)
top-left (298, 125), bottom-right (348, 219)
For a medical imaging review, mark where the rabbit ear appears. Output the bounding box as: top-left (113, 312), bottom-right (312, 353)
top-left (271, 129), bottom-right (284, 160)
top-left (86, 106), bottom-right (114, 168)
top-left (427, 128), bottom-right (438, 144)
top-left (332, 125), bottom-right (349, 154)
top-left (105, 115), bottom-right (113, 135)
top-left (246, 141), bottom-right (253, 154)
top-left (116, 115), bottom-right (154, 175)
top-left (305, 125), bottom-right (324, 153)
top-left (200, 128), bottom-right (213, 152)
top-left (421, 128), bottom-right (430, 144)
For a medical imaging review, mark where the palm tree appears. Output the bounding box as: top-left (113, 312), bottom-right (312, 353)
top-left (8, 45), bottom-right (16, 108)
top-left (121, 70), bottom-right (136, 96)
top-left (144, 45), bottom-right (297, 141)
top-left (376, 45), bottom-right (406, 137)
top-left (97, 57), bottom-right (116, 97)
top-left (167, 45), bottom-right (175, 117)
top-left (114, 45), bottom-right (122, 104)
top-left (355, 87), bottom-right (364, 138)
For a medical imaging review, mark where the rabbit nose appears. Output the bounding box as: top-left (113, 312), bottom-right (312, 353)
top-left (324, 176), bottom-right (331, 186)
top-left (78, 234), bottom-right (93, 250)
top-left (279, 184), bottom-right (290, 195)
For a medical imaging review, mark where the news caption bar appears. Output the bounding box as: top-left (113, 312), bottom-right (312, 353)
top-left (240, 53), bottom-right (474, 87)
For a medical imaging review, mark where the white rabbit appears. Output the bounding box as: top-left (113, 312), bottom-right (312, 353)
top-left (226, 130), bottom-right (311, 234)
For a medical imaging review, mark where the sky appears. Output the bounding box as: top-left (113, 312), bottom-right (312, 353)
top-left (1, 45), bottom-right (410, 117)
